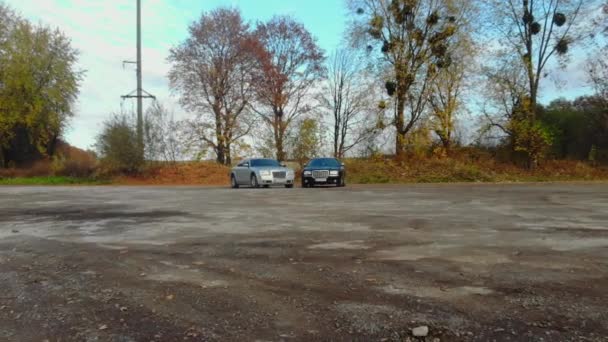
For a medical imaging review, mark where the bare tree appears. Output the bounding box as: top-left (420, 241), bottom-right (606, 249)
top-left (482, 0), bottom-right (593, 167)
top-left (348, 0), bottom-right (473, 158)
top-left (428, 29), bottom-right (476, 154)
top-left (144, 102), bottom-right (183, 164)
top-left (588, 51), bottom-right (608, 104)
top-left (486, 0), bottom-right (585, 122)
top-left (253, 16), bottom-right (325, 162)
top-left (168, 8), bottom-right (259, 165)
top-left (588, 0), bottom-right (607, 104)
top-left (320, 49), bottom-right (379, 158)
top-left (479, 53), bottom-right (529, 140)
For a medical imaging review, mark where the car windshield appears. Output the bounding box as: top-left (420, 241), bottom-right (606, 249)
top-left (308, 158), bottom-right (340, 167)
top-left (250, 159), bottom-right (281, 167)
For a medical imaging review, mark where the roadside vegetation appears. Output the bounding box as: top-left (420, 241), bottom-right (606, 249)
top-left (0, 176), bottom-right (105, 186)
top-left (1, 1), bottom-right (607, 186)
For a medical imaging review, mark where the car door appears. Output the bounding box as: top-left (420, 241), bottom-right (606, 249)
top-left (236, 160), bottom-right (250, 184)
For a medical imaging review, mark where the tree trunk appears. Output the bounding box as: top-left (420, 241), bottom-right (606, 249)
top-left (442, 136), bottom-right (451, 155)
top-left (276, 133), bottom-right (286, 162)
top-left (273, 110), bottom-right (287, 162)
top-left (333, 120), bottom-right (340, 158)
top-left (216, 145), bottom-right (225, 165)
top-left (225, 142), bottom-right (232, 166)
top-left (47, 135), bottom-right (58, 157)
top-left (395, 93), bottom-right (406, 158)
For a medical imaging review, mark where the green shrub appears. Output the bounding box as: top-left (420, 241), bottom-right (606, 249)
top-left (95, 113), bottom-right (143, 175)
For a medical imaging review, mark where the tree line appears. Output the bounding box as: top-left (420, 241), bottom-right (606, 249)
top-left (155, 0), bottom-right (607, 169)
top-left (0, 1), bottom-right (606, 173)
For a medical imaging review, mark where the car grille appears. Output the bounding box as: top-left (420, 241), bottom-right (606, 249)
top-left (273, 171), bottom-right (286, 179)
top-left (312, 170), bottom-right (329, 179)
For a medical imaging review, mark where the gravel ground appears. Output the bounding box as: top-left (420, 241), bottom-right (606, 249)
top-left (0, 184), bottom-right (607, 341)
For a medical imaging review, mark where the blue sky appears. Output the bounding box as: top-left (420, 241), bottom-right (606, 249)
top-left (8, 0), bottom-right (599, 150)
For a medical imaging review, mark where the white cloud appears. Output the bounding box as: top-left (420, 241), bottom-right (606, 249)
top-left (10, 0), bottom-right (188, 150)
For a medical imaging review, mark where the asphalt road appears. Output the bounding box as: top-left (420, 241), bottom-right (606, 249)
top-left (1, 184), bottom-right (607, 341)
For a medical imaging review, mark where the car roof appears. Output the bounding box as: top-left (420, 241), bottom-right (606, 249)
top-left (250, 158), bottom-right (277, 161)
top-left (310, 157), bottom-right (339, 161)
top-left (240, 158), bottom-right (278, 163)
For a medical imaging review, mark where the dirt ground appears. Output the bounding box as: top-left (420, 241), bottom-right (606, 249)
top-left (0, 184), bottom-right (607, 341)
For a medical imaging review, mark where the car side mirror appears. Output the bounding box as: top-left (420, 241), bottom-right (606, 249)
top-left (280, 163), bottom-right (286, 167)
top-left (243, 163), bottom-right (249, 168)
top-left (341, 163), bottom-right (345, 167)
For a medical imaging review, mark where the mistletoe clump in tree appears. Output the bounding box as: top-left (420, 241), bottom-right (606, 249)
top-left (487, 0), bottom-right (584, 168)
top-left (350, 0), bottom-right (466, 158)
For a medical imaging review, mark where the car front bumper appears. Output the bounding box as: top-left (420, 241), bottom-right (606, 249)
top-left (302, 176), bottom-right (340, 185)
top-left (259, 175), bottom-right (295, 185)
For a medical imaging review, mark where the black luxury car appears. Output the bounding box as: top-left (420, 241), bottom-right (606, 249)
top-left (301, 158), bottom-right (345, 188)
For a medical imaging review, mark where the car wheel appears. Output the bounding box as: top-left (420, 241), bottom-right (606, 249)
top-left (230, 174), bottom-right (239, 189)
top-left (301, 181), bottom-right (307, 188)
top-left (250, 174), bottom-right (259, 188)
top-left (263, 185), bottom-right (270, 188)
top-left (338, 177), bottom-right (345, 187)
top-left (285, 184), bottom-right (294, 188)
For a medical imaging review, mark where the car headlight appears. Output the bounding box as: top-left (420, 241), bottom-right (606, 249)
top-left (330, 170), bottom-right (339, 176)
top-left (260, 170), bottom-right (271, 176)
top-left (303, 171), bottom-right (312, 176)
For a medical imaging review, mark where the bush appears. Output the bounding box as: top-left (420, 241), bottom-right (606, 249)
top-left (95, 113), bottom-right (143, 175)
top-left (51, 142), bottom-right (97, 177)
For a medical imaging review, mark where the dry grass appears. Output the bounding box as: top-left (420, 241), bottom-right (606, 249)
top-left (0, 160), bottom-right (52, 178)
top-left (52, 142), bottom-right (97, 177)
top-left (113, 161), bottom-right (230, 185)
top-left (3, 148), bottom-right (608, 186)
top-left (0, 142), bottom-right (97, 179)
top-left (346, 154), bottom-right (608, 184)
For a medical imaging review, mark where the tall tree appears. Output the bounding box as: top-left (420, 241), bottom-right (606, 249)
top-left (348, 0), bottom-right (470, 158)
top-left (428, 22), bottom-right (475, 154)
top-left (168, 8), bottom-right (259, 165)
top-left (320, 49), bottom-right (379, 158)
top-left (253, 16), bottom-right (324, 162)
top-left (0, 5), bottom-right (82, 167)
top-left (488, 0), bottom-right (584, 121)
top-left (483, 0), bottom-right (590, 167)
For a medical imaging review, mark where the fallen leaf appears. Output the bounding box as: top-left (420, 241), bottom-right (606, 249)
top-left (166, 294), bottom-right (174, 300)
top-left (98, 324), bottom-right (108, 330)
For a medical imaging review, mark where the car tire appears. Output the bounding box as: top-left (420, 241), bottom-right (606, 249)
top-left (231, 174), bottom-right (239, 189)
top-left (250, 174), bottom-right (259, 188)
top-left (301, 181), bottom-right (307, 188)
top-left (338, 177), bottom-right (346, 187)
top-left (285, 184), bottom-right (294, 188)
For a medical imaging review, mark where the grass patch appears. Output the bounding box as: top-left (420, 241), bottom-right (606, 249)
top-left (345, 156), bottom-right (608, 184)
top-left (0, 176), bottom-right (108, 185)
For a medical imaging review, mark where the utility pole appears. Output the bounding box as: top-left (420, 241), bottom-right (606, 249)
top-left (136, 0), bottom-right (143, 155)
top-left (122, 0), bottom-right (155, 159)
